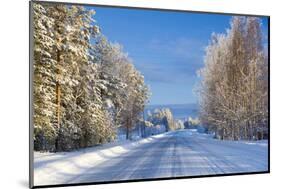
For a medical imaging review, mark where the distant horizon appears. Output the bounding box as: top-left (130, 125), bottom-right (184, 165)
top-left (146, 102), bottom-right (198, 106)
top-left (144, 102), bottom-right (199, 120)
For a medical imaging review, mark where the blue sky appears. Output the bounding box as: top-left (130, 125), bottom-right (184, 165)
top-left (88, 6), bottom-right (268, 105)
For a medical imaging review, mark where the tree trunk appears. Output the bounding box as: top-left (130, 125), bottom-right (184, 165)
top-left (126, 118), bottom-right (129, 140)
top-left (55, 40), bottom-right (62, 152)
top-left (56, 50), bottom-right (61, 128)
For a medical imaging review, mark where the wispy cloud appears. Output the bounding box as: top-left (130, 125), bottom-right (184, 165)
top-left (148, 37), bottom-right (206, 62)
top-left (132, 37), bottom-right (206, 84)
top-left (135, 60), bottom-right (201, 84)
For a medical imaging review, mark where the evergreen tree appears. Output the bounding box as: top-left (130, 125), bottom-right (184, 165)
top-left (33, 2), bottom-right (150, 151)
top-left (33, 3), bottom-right (57, 151)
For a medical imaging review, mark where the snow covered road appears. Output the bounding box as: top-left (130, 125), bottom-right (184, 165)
top-left (34, 129), bottom-right (268, 186)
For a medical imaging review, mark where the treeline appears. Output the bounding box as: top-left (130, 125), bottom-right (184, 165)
top-left (33, 3), bottom-right (149, 151)
top-left (198, 17), bottom-right (268, 140)
top-left (183, 117), bottom-right (200, 129)
top-left (145, 108), bottom-right (184, 133)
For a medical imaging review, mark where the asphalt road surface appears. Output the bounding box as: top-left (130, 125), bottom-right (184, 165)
top-left (69, 130), bottom-right (268, 183)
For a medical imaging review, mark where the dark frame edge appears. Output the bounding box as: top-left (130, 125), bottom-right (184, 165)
top-left (267, 16), bottom-right (270, 173)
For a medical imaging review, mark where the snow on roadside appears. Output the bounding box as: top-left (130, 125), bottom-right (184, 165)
top-left (179, 128), bottom-right (268, 159)
top-left (34, 131), bottom-right (172, 186)
top-left (182, 129), bottom-right (268, 146)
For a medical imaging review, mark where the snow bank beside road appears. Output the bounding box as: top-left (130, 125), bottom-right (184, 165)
top-left (34, 131), bottom-right (171, 186)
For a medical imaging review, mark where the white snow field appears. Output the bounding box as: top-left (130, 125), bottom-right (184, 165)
top-left (34, 129), bottom-right (268, 186)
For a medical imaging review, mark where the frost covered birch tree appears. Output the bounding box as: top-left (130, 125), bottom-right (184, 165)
top-left (93, 37), bottom-right (150, 140)
top-left (120, 64), bottom-right (149, 139)
top-left (198, 16), bottom-right (268, 140)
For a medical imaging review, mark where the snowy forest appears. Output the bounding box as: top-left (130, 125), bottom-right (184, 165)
top-left (32, 3), bottom-right (268, 153)
top-left (33, 3), bottom-right (151, 151)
